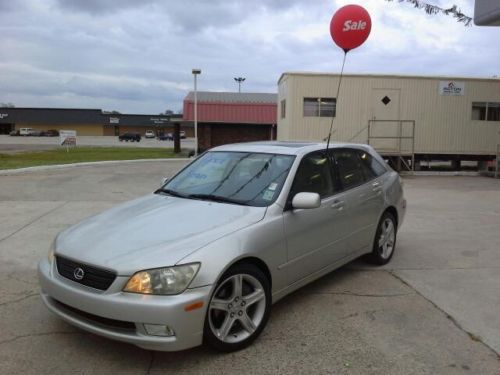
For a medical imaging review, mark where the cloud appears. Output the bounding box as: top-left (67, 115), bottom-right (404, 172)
top-left (1, 0), bottom-right (499, 114)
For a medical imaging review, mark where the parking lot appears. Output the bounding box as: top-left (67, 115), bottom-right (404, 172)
top-left (0, 161), bottom-right (499, 374)
top-left (0, 135), bottom-right (195, 153)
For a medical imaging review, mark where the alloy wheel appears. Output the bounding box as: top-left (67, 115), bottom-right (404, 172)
top-left (208, 274), bottom-right (266, 344)
top-left (378, 217), bottom-right (395, 259)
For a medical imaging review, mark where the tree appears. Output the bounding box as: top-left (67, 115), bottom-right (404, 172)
top-left (164, 109), bottom-right (174, 115)
top-left (0, 103), bottom-right (15, 108)
top-left (385, 0), bottom-right (472, 26)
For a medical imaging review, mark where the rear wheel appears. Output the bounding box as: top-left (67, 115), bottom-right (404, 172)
top-left (204, 264), bottom-right (271, 352)
top-left (368, 212), bottom-right (397, 265)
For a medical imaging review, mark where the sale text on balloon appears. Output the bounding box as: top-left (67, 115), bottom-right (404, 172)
top-left (343, 20), bottom-right (367, 32)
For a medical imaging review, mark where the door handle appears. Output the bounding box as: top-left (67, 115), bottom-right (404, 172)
top-left (330, 200), bottom-right (345, 210)
top-left (372, 181), bottom-right (382, 194)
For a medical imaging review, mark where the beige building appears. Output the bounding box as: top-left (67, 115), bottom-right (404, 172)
top-left (278, 73), bottom-right (500, 168)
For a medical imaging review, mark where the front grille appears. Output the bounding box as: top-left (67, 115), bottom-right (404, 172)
top-left (56, 256), bottom-right (116, 291)
top-left (53, 299), bottom-right (136, 331)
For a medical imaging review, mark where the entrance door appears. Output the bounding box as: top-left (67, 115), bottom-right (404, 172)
top-left (370, 89), bottom-right (401, 152)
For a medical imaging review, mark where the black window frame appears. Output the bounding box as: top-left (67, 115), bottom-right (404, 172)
top-left (280, 99), bottom-right (286, 119)
top-left (303, 97), bottom-right (337, 117)
top-left (472, 102), bottom-right (500, 121)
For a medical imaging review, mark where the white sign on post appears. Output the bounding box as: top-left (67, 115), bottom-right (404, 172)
top-left (60, 130), bottom-right (77, 148)
top-left (439, 81), bottom-right (465, 96)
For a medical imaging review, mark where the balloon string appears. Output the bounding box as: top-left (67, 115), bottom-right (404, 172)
top-left (326, 51), bottom-right (348, 151)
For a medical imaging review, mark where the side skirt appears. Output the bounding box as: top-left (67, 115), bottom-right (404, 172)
top-left (271, 246), bottom-right (370, 304)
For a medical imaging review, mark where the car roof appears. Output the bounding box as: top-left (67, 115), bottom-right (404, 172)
top-left (210, 141), bottom-right (374, 156)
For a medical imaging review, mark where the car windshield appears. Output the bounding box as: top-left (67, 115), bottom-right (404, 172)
top-left (160, 151), bottom-right (295, 207)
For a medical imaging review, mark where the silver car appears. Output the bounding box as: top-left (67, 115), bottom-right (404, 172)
top-left (38, 141), bottom-right (406, 352)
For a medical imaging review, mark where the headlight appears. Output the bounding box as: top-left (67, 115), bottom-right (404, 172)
top-left (123, 263), bottom-right (200, 295)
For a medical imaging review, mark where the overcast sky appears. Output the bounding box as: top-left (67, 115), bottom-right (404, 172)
top-left (1, 0), bottom-right (498, 114)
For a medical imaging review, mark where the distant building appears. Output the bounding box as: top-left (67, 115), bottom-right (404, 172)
top-left (183, 92), bottom-right (277, 151)
top-left (0, 108), bottom-right (190, 137)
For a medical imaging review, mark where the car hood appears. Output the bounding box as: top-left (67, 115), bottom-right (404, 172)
top-left (56, 194), bottom-right (267, 275)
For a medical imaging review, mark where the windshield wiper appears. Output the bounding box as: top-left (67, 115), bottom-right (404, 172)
top-left (187, 193), bottom-right (250, 206)
top-left (154, 188), bottom-right (188, 198)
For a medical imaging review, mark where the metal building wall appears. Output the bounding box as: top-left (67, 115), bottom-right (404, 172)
top-left (278, 73), bottom-right (500, 155)
top-left (183, 101), bottom-right (277, 124)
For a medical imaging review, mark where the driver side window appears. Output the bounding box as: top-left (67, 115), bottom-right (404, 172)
top-left (290, 151), bottom-right (334, 199)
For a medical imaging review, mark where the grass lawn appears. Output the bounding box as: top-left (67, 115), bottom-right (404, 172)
top-left (0, 147), bottom-right (183, 170)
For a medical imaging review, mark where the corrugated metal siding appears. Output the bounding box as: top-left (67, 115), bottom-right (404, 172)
top-left (279, 73), bottom-right (500, 154)
top-left (183, 101), bottom-right (277, 124)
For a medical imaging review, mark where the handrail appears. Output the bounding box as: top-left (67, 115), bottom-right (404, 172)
top-left (367, 119), bottom-right (416, 172)
top-left (347, 125), bottom-right (369, 143)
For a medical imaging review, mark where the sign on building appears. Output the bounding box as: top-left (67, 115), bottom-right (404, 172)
top-left (439, 81), bottom-right (465, 96)
top-left (60, 130), bottom-right (77, 147)
top-left (110, 117), bottom-right (120, 124)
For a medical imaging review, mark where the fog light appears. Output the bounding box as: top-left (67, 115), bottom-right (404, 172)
top-left (143, 324), bottom-right (175, 337)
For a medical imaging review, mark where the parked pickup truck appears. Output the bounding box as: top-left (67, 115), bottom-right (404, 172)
top-left (19, 128), bottom-right (35, 136)
top-left (118, 133), bottom-right (141, 142)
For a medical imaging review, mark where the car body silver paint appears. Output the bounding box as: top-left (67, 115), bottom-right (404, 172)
top-left (38, 141), bottom-right (406, 351)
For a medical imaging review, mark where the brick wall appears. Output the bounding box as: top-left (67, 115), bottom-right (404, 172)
top-left (198, 123), bottom-right (274, 151)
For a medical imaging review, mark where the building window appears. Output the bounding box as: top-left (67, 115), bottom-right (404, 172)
top-left (319, 98), bottom-right (336, 117)
top-left (303, 97), bottom-right (336, 117)
top-left (487, 102), bottom-right (500, 121)
top-left (280, 100), bottom-right (286, 119)
top-left (472, 102), bottom-right (500, 121)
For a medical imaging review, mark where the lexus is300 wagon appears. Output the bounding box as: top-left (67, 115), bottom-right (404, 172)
top-left (38, 141), bottom-right (406, 352)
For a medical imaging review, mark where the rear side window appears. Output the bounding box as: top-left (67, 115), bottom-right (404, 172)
top-left (357, 150), bottom-right (387, 178)
top-left (332, 149), bottom-right (367, 190)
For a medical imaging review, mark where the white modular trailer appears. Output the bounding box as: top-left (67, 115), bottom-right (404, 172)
top-left (277, 73), bottom-right (500, 162)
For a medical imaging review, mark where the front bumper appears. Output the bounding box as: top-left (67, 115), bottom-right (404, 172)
top-left (38, 258), bottom-right (211, 351)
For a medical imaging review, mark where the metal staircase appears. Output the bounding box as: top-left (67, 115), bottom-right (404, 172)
top-left (366, 120), bottom-right (416, 172)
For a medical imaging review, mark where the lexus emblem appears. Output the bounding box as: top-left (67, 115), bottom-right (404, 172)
top-left (73, 267), bottom-right (85, 280)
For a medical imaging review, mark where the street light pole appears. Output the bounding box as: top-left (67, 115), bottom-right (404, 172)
top-left (192, 69), bottom-right (201, 157)
top-left (234, 77), bottom-right (246, 93)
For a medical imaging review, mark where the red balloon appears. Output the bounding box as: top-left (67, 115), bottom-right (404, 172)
top-left (330, 4), bottom-right (372, 52)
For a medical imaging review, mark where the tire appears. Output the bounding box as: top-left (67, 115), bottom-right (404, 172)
top-left (368, 212), bottom-right (397, 265)
top-left (204, 263), bottom-right (271, 352)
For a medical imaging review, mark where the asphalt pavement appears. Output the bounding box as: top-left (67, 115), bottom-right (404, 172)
top-left (0, 161), bottom-right (499, 374)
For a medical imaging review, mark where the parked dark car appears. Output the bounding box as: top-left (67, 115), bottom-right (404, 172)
top-left (157, 133), bottom-right (174, 141)
top-left (119, 133), bottom-right (141, 142)
top-left (40, 129), bottom-right (59, 137)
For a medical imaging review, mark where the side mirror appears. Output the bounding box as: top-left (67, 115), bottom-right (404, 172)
top-left (292, 192), bottom-right (321, 210)
top-left (161, 177), bottom-right (169, 186)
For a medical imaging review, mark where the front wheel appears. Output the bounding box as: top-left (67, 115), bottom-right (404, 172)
top-left (204, 264), bottom-right (271, 352)
top-left (368, 212), bottom-right (397, 265)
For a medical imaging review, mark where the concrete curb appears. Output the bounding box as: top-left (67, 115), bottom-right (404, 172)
top-left (0, 158), bottom-right (192, 176)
